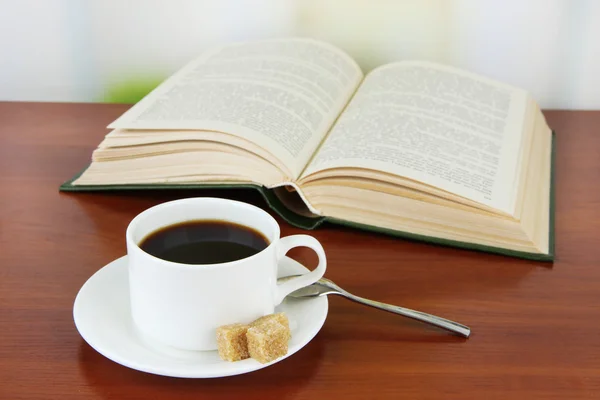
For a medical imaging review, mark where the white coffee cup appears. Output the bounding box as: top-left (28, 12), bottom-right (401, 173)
top-left (125, 197), bottom-right (327, 351)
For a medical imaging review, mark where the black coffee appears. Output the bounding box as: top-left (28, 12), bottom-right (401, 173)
top-left (139, 220), bottom-right (269, 264)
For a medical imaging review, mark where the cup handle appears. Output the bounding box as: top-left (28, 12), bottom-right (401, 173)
top-left (273, 235), bottom-right (327, 305)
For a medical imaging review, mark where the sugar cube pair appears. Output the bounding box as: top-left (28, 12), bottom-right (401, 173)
top-left (216, 313), bottom-right (290, 364)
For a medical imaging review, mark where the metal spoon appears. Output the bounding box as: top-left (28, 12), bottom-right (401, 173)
top-left (279, 276), bottom-right (470, 338)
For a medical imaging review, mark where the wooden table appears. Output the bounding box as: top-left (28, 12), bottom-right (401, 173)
top-left (1, 102), bottom-right (599, 399)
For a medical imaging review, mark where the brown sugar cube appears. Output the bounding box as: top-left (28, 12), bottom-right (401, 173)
top-left (216, 323), bottom-right (250, 362)
top-left (250, 312), bottom-right (291, 340)
top-left (247, 318), bottom-right (290, 364)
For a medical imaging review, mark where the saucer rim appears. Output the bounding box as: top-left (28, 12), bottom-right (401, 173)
top-left (73, 255), bottom-right (328, 378)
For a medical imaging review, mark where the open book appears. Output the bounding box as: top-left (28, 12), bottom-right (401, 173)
top-left (60, 38), bottom-right (555, 260)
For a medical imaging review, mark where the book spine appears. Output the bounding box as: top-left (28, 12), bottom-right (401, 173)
top-left (270, 181), bottom-right (323, 216)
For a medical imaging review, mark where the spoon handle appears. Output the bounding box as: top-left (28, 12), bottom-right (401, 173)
top-left (330, 288), bottom-right (471, 338)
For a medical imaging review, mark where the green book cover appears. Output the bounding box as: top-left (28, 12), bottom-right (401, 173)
top-left (60, 132), bottom-right (556, 262)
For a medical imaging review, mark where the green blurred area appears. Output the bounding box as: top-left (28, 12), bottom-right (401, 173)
top-left (100, 75), bottom-right (165, 103)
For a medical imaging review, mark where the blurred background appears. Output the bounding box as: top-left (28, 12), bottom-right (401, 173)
top-left (1, 0), bottom-right (599, 109)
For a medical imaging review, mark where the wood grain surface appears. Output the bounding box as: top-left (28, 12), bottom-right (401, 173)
top-left (0, 102), bottom-right (599, 400)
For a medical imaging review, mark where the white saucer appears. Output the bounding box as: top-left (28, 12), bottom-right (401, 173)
top-left (73, 255), bottom-right (328, 378)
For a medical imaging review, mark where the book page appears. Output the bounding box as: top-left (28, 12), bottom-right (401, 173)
top-left (108, 38), bottom-right (363, 178)
top-left (302, 61), bottom-right (529, 213)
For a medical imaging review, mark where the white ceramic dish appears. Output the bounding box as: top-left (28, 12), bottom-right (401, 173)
top-left (73, 255), bottom-right (328, 378)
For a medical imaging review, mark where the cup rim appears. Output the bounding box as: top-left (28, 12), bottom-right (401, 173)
top-left (125, 197), bottom-right (281, 270)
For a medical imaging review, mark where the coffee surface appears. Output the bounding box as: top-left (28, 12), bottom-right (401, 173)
top-left (139, 220), bottom-right (269, 264)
